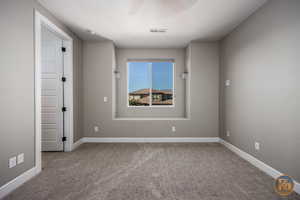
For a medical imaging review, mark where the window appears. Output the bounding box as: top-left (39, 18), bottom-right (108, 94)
top-left (128, 61), bottom-right (174, 107)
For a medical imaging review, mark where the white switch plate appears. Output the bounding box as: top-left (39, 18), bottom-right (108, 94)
top-left (9, 157), bottom-right (17, 168)
top-left (226, 131), bottom-right (230, 137)
top-left (17, 153), bottom-right (24, 164)
top-left (172, 126), bottom-right (176, 132)
top-left (103, 97), bottom-right (108, 102)
top-left (225, 80), bottom-right (231, 86)
top-left (255, 142), bottom-right (260, 150)
top-left (94, 126), bottom-right (99, 133)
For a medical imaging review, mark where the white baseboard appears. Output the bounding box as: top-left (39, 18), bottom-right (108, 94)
top-left (82, 137), bottom-right (220, 143)
top-left (72, 138), bottom-right (84, 150)
top-left (220, 139), bottom-right (300, 195)
top-left (0, 167), bottom-right (40, 199)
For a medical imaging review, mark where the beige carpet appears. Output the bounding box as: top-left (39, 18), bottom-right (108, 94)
top-left (3, 143), bottom-right (300, 200)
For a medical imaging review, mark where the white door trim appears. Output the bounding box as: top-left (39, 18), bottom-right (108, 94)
top-left (35, 10), bottom-right (74, 171)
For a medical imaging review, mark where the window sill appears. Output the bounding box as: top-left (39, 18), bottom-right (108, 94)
top-left (113, 117), bottom-right (190, 121)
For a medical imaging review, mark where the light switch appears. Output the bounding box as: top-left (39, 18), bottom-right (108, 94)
top-left (225, 80), bottom-right (231, 86)
top-left (9, 157), bottom-right (17, 168)
top-left (104, 97), bottom-right (108, 102)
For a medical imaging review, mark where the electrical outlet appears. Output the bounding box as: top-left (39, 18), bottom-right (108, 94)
top-left (17, 153), bottom-right (24, 164)
top-left (103, 97), bottom-right (108, 102)
top-left (255, 142), bottom-right (260, 150)
top-left (9, 157), bottom-right (17, 168)
top-left (226, 131), bottom-right (230, 137)
top-left (94, 126), bottom-right (99, 133)
top-left (171, 126), bottom-right (176, 132)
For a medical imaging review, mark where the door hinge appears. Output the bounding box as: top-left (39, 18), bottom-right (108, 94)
top-left (62, 136), bottom-right (67, 142)
top-left (61, 47), bottom-right (66, 52)
top-left (62, 107), bottom-right (67, 112)
top-left (61, 77), bottom-right (66, 82)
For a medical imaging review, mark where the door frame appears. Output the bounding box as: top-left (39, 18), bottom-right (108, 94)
top-left (34, 10), bottom-right (74, 171)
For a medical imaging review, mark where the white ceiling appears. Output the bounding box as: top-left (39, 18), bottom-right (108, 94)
top-left (38, 0), bottom-right (267, 48)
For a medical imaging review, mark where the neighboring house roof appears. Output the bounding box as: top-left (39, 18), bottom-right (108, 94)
top-left (129, 89), bottom-right (150, 95)
top-left (159, 89), bottom-right (173, 95)
top-left (129, 89), bottom-right (172, 95)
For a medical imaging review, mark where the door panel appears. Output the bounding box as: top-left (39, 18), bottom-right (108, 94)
top-left (41, 26), bottom-right (64, 151)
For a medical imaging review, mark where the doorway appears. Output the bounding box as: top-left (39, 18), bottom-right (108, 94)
top-left (35, 11), bottom-right (74, 170)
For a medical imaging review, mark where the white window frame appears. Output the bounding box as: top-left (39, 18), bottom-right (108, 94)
top-left (127, 61), bottom-right (175, 108)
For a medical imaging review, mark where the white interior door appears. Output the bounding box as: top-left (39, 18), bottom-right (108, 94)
top-left (41, 26), bottom-right (64, 151)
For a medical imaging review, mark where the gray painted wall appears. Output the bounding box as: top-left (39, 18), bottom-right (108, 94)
top-left (82, 42), bottom-right (219, 138)
top-left (220, 0), bottom-right (300, 182)
top-left (0, 0), bottom-right (83, 187)
top-left (115, 48), bottom-right (186, 118)
top-left (73, 35), bottom-right (84, 143)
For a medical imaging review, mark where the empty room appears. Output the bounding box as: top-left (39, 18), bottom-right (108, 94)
top-left (0, 0), bottom-right (299, 199)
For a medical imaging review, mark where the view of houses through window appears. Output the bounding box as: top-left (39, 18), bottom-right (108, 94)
top-left (128, 61), bottom-right (174, 106)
